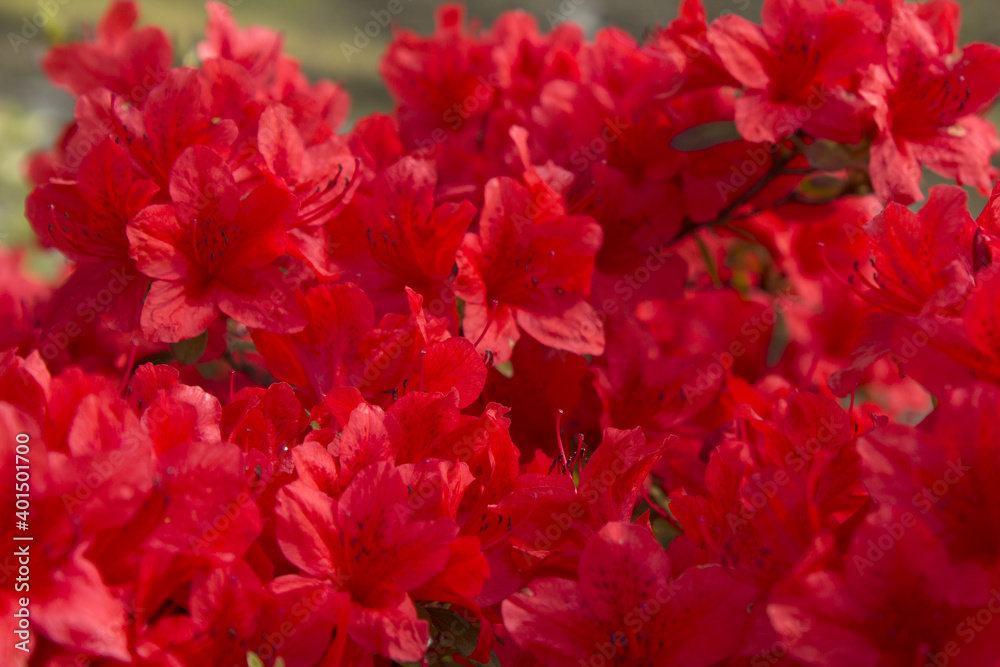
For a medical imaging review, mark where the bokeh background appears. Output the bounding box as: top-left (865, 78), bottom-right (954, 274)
top-left (2, 0), bottom-right (999, 257)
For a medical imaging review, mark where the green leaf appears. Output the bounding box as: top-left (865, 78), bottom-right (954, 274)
top-left (766, 310), bottom-right (790, 368)
top-left (797, 174), bottom-right (847, 200)
top-left (695, 234), bottom-right (722, 288)
top-left (469, 651), bottom-right (503, 666)
top-left (169, 329), bottom-right (209, 365)
top-left (670, 121), bottom-right (742, 152)
top-left (425, 606), bottom-right (480, 658)
top-left (493, 360), bottom-right (514, 378)
top-left (803, 140), bottom-right (857, 171)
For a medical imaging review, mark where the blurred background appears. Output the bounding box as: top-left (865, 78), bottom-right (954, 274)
top-left (2, 0), bottom-right (999, 255)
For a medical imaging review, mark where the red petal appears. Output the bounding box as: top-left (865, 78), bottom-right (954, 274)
top-left (275, 481), bottom-right (340, 577)
top-left (128, 204), bottom-right (195, 281)
top-left (708, 15), bottom-right (772, 89)
top-left (140, 279), bottom-right (218, 342)
top-left (216, 265), bottom-right (307, 333)
top-left (417, 337), bottom-right (487, 408)
top-left (347, 594), bottom-right (429, 663)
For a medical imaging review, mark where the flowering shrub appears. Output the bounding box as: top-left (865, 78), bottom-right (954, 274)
top-left (5, 0), bottom-right (1000, 665)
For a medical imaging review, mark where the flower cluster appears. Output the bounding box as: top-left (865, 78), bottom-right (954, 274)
top-left (4, 0), bottom-right (1000, 665)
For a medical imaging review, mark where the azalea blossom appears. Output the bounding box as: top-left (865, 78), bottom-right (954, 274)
top-left (7, 1), bottom-right (1000, 666)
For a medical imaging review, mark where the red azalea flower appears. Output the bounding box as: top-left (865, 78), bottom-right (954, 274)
top-left (222, 382), bottom-right (309, 464)
top-left (127, 145), bottom-right (306, 342)
top-left (255, 284), bottom-right (486, 408)
top-left (857, 384), bottom-right (1000, 588)
top-left (252, 282), bottom-right (374, 406)
top-left (592, 318), bottom-right (723, 439)
top-left (0, 404), bottom-right (132, 666)
top-left (0, 249), bottom-right (50, 354)
top-left (862, 3), bottom-right (1000, 202)
top-left (260, 575), bottom-right (351, 666)
top-left (502, 522), bottom-right (757, 667)
top-left (770, 486), bottom-right (1000, 666)
top-left (198, 1), bottom-right (283, 82)
top-left (709, 0), bottom-right (880, 144)
top-left (116, 68), bottom-right (240, 190)
top-left (454, 175), bottom-right (604, 363)
top-left (26, 137), bottom-right (157, 332)
top-left (256, 102), bottom-right (356, 217)
top-left (257, 103), bottom-right (359, 274)
top-left (355, 288), bottom-right (486, 405)
top-left (854, 185), bottom-right (977, 315)
top-left (828, 185), bottom-right (989, 396)
top-left (200, 1), bottom-right (354, 127)
top-left (666, 390), bottom-right (866, 581)
top-left (40, 0), bottom-right (171, 100)
top-left (347, 114), bottom-right (406, 185)
top-left (275, 461), bottom-right (462, 662)
top-left (475, 427), bottom-right (664, 606)
top-left (327, 156), bottom-right (476, 315)
top-left (158, 561), bottom-right (267, 665)
top-left (648, 0), bottom-right (739, 95)
top-left (474, 335), bottom-right (604, 462)
top-left (380, 4), bottom-right (498, 145)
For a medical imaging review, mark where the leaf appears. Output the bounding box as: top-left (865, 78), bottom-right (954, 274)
top-left (170, 329), bottom-right (208, 365)
top-left (803, 140), bottom-right (858, 171)
top-left (470, 651), bottom-right (503, 666)
top-left (670, 121), bottom-right (742, 152)
top-left (765, 310), bottom-right (789, 368)
top-left (425, 606), bottom-right (480, 658)
top-left (797, 175), bottom-right (847, 200)
top-left (494, 360), bottom-right (514, 378)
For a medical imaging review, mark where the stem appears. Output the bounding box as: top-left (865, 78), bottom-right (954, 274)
top-left (695, 234), bottom-right (722, 287)
top-left (118, 342), bottom-right (139, 397)
top-left (222, 349), bottom-right (272, 387)
top-left (715, 142), bottom-right (800, 224)
top-left (670, 136), bottom-right (809, 246)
